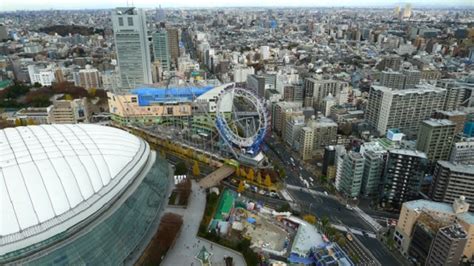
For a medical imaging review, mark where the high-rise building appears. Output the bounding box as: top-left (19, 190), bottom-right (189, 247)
top-left (365, 85), bottom-right (446, 138)
top-left (73, 66), bottom-right (101, 89)
top-left (232, 66), bottom-right (255, 83)
top-left (426, 224), bottom-right (468, 266)
top-left (416, 119), bottom-right (456, 163)
top-left (378, 69), bottom-right (420, 90)
top-left (379, 70), bottom-right (405, 90)
top-left (394, 198), bottom-right (474, 260)
top-left (272, 101), bottom-right (303, 134)
top-left (247, 74), bottom-right (276, 98)
top-left (381, 149), bottom-right (428, 210)
top-left (449, 137), bottom-right (474, 165)
top-left (402, 69), bottom-right (421, 89)
top-left (436, 79), bottom-right (468, 111)
top-left (303, 78), bottom-right (349, 110)
top-left (112, 7), bottom-right (152, 88)
top-left (27, 65), bottom-right (56, 86)
top-left (284, 115), bottom-right (305, 149)
top-left (376, 55), bottom-right (401, 71)
top-left (402, 3), bottom-right (412, 19)
top-left (152, 29), bottom-right (171, 71)
top-left (308, 116), bottom-right (338, 150)
top-left (299, 127), bottom-right (314, 160)
top-left (336, 151), bottom-right (365, 198)
top-left (167, 27), bottom-right (180, 65)
top-left (433, 110), bottom-right (467, 134)
top-left (0, 24), bottom-right (8, 41)
top-left (361, 149), bottom-right (386, 198)
top-left (429, 161), bottom-right (474, 211)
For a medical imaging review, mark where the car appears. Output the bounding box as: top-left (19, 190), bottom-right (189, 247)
top-left (324, 191), bottom-right (328, 196)
top-left (346, 204), bottom-right (353, 210)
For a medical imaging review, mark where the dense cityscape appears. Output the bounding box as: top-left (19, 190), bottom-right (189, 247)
top-left (0, 2), bottom-right (474, 266)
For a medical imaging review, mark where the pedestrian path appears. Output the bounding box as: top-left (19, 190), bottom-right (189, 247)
top-left (162, 181), bottom-right (246, 266)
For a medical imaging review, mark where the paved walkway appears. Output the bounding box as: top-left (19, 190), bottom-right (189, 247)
top-left (162, 181), bottom-right (246, 266)
top-left (198, 165), bottom-right (235, 189)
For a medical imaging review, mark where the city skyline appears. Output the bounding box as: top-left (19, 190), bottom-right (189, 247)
top-left (1, 0), bottom-right (474, 11)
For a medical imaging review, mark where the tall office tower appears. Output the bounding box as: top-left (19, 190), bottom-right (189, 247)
top-left (0, 24), bottom-right (8, 41)
top-left (365, 85), bottom-right (446, 138)
top-left (416, 119), bottom-right (456, 163)
top-left (402, 69), bottom-right (421, 89)
top-left (152, 29), bottom-right (171, 71)
top-left (111, 7), bottom-right (152, 88)
top-left (73, 66), bottom-right (101, 89)
top-left (379, 70), bottom-right (405, 90)
top-left (155, 5), bottom-right (165, 22)
top-left (167, 27), bottom-right (180, 65)
top-left (402, 3), bottom-right (412, 19)
top-left (393, 6), bottom-right (401, 18)
top-left (336, 151), bottom-right (365, 198)
top-left (429, 161), bottom-right (474, 211)
top-left (450, 137), bottom-right (474, 165)
top-left (436, 79), bottom-right (468, 111)
top-left (426, 224), bottom-right (468, 266)
top-left (381, 149), bottom-right (428, 210)
top-left (433, 110), bottom-right (467, 134)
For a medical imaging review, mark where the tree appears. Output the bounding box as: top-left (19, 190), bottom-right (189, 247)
top-left (247, 168), bottom-right (255, 182)
top-left (337, 237), bottom-right (347, 247)
top-left (64, 94), bottom-right (73, 101)
top-left (264, 174), bottom-right (272, 187)
top-left (237, 180), bottom-right (245, 193)
top-left (256, 171), bottom-right (262, 184)
top-left (303, 214), bottom-right (317, 225)
top-left (88, 87), bottom-right (97, 97)
top-left (175, 161), bottom-right (187, 175)
top-left (320, 175), bottom-right (328, 184)
top-left (321, 216), bottom-right (330, 230)
top-left (192, 160), bottom-right (201, 177)
top-left (26, 118), bottom-right (36, 125)
top-left (14, 119), bottom-right (22, 127)
top-left (240, 168), bottom-right (246, 178)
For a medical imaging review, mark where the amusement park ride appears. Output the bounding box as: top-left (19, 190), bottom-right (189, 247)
top-left (121, 76), bottom-right (271, 167)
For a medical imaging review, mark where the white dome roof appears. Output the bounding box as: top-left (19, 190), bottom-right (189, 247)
top-left (0, 124), bottom-right (148, 256)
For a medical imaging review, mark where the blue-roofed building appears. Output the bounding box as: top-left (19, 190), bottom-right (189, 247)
top-left (131, 86), bottom-right (213, 105)
top-left (394, 197), bottom-right (474, 261)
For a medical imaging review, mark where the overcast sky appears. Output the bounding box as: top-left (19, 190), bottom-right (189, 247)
top-left (1, 0), bottom-right (473, 11)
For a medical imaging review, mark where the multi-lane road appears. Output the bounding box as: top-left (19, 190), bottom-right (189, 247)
top-left (264, 135), bottom-right (404, 266)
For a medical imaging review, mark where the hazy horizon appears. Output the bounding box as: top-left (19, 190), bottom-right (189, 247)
top-left (1, 0), bottom-right (474, 11)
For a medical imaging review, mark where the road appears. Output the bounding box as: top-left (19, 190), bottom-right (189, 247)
top-left (264, 135), bottom-right (402, 266)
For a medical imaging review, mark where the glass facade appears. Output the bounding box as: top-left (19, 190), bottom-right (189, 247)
top-left (25, 155), bottom-right (170, 265)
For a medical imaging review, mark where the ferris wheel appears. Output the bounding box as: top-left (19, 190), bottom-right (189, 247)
top-left (215, 86), bottom-right (269, 162)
